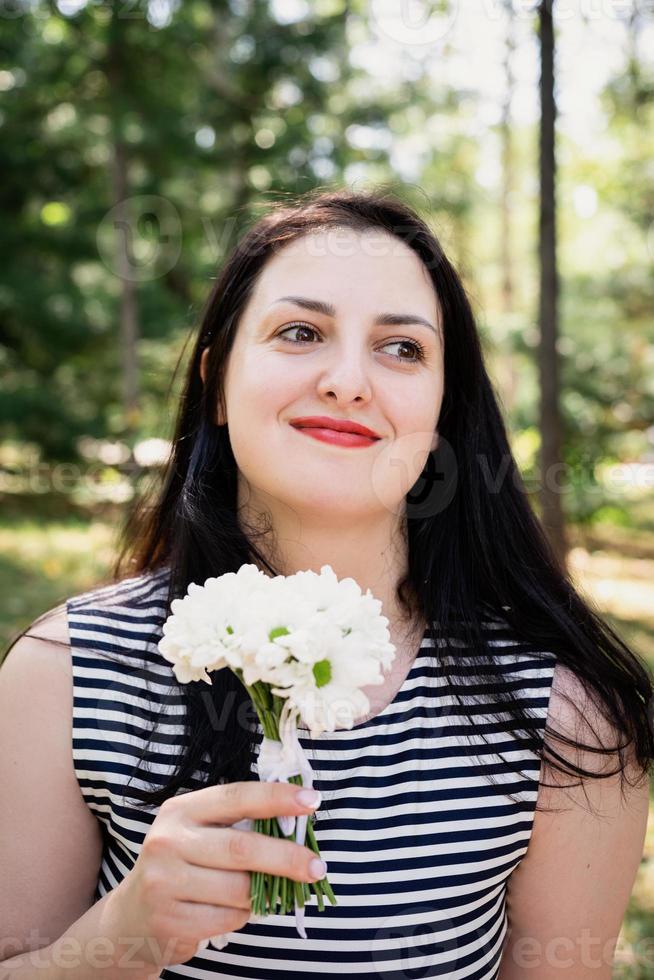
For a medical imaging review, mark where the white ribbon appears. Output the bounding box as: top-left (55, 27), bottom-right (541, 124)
top-left (257, 699), bottom-right (316, 940)
top-left (208, 701), bottom-right (317, 950)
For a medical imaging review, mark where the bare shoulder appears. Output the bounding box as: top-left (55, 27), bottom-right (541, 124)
top-left (24, 600), bottom-right (69, 640)
top-left (0, 600), bottom-right (104, 952)
top-left (3, 601), bottom-right (71, 677)
top-left (1, 601), bottom-right (76, 741)
top-left (540, 660), bottom-right (648, 801)
top-left (498, 660), bottom-right (650, 979)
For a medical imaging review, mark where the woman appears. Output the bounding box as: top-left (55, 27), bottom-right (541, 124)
top-left (1, 187), bottom-right (652, 979)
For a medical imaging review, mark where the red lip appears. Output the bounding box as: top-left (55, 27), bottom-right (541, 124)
top-left (289, 416), bottom-right (381, 439)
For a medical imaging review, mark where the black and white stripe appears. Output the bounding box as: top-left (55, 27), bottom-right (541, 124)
top-left (68, 569), bottom-right (556, 979)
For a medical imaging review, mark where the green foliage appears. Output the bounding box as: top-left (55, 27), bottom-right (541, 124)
top-left (1, 6), bottom-right (652, 530)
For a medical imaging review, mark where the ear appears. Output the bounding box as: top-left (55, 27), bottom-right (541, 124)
top-left (199, 347), bottom-right (227, 427)
top-left (199, 347), bottom-right (209, 385)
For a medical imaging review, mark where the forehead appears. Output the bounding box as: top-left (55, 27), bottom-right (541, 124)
top-left (246, 227), bottom-right (441, 325)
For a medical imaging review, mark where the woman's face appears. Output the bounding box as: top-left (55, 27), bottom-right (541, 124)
top-left (201, 226), bottom-right (445, 525)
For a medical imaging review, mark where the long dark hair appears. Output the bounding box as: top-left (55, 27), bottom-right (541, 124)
top-left (18, 186), bottom-right (654, 814)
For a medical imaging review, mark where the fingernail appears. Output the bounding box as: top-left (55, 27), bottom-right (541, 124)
top-left (296, 788), bottom-right (322, 808)
top-left (309, 858), bottom-right (327, 880)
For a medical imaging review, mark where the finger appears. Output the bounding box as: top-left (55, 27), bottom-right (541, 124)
top-left (174, 900), bottom-right (251, 941)
top-left (175, 865), bottom-right (252, 911)
top-left (190, 781), bottom-right (321, 826)
top-left (182, 826), bottom-right (327, 884)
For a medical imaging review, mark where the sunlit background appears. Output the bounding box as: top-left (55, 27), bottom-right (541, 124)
top-left (1, 0), bottom-right (653, 972)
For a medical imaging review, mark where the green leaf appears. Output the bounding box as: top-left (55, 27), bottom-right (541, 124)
top-left (312, 658), bottom-right (331, 688)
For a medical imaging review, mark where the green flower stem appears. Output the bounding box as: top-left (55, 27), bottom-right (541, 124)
top-left (304, 818), bottom-right (337, 906)
top-left (270, 872), bottom-right (280, 912)
top-left (293, 880), bottom-right (305, 912)
top-left (238, 678), bottom-right (338, 915)
top-left (261, 817), bottom-right (270, 915)
top-left (269, 817), bottom-right (281, 911)
top-left (250, 867), bottom-right (260, 916)
top-left (256, 864), bottom-right (264, 915)
top-left (258, 871), bottom-right (266, 916)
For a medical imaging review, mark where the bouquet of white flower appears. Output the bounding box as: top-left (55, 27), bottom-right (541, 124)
top-left (157, 563), bottom-right (397, 943)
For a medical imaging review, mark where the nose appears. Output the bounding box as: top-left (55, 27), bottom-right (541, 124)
top-left (316, 341), bottom-right (373, 404)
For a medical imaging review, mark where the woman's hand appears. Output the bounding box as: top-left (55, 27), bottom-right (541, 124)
top-left (105, 781), bottom-right (324, 970)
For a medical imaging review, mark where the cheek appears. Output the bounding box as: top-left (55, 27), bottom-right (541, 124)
top-left (369, 381), bottom-right (442, 507)
top-left (224, 357), bottom-right (304, 480)
top-left (368, 431), bottom-right (436, 517)
top-left (227, 354), bottom-right (306, 418)
top-left (388, 377), bottom-right (442, 433)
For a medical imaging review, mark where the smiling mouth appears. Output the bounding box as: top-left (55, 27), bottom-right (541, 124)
top-left (290, 424), bottom-right (380, 448)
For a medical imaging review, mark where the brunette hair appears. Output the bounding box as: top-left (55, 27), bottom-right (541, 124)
top-left (11, 186), bottom-right (654, 814)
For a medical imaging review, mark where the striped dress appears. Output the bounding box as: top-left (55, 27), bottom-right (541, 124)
top-left (67, 568), bottom-right (557, 980)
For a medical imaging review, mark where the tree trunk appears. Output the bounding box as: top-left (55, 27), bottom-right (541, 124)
top-left (537, 0), bottom-right (568, 570)
top-left (110, 140), bottom-right (140, 436)
top-left (498, 2), bottom-right (518, 416)
top-left (500, 3), bottom-right (515, 317)
top-left (107, 11), bottom-right (140, 455)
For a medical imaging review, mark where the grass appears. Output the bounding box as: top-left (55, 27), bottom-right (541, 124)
top-left (566, 511), bottom-right (654, 978)
top-left (0, 515), bottom-right (118, 655)
top-left (1, 500), bottom-right (654, 974)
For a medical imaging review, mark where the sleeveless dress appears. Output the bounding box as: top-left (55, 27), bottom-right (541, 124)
top-left (67, 568), bottom-right (557, 980)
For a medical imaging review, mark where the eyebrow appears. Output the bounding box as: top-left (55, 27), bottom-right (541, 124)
top-left (270, 295), bottom-right (441, 339)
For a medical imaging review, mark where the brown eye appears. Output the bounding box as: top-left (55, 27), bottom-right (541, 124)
top-left (277, 322), bottom-right (319, 344)
top-left (382, 340), bottom-right (426, 363)
top-left (277, 323), bottom-right (426, 364)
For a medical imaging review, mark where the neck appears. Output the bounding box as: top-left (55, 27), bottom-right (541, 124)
top-left (237, 487), bottom-right (418, 632)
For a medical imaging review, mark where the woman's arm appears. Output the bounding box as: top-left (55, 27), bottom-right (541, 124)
top-left (0, 890), bottom-right (160, 979)
top-left (0, 607), bottom-right (104, 959)
top-left (498, 664), bottom-right (650, 979)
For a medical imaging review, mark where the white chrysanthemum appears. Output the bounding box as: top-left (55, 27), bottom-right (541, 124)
top-left (157, 563), bottom-right (396, 734)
